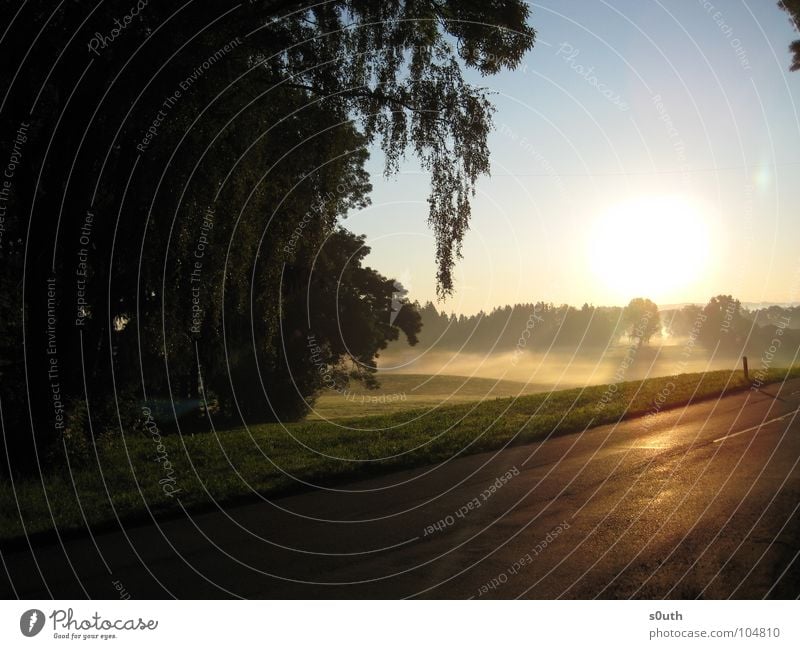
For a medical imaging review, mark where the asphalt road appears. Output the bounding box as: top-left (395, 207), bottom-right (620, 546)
top-left (3, 379), bottom-right (800, 599)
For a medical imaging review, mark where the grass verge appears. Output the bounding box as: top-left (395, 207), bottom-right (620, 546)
top-left (2, 367), bottom-right (798, 545)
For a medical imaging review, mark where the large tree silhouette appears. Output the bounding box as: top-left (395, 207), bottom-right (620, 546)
top-left (0, 1), bottom-right (535, 474)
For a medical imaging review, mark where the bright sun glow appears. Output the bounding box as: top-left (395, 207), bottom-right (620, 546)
top-left (587, 195), bottom-right (711, 303)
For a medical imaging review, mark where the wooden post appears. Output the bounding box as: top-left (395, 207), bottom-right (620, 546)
top-left (743, 356), bottom-right (749, 381)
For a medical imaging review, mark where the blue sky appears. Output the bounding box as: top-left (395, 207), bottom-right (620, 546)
top-left (344, 0), bottom-right (800, 313)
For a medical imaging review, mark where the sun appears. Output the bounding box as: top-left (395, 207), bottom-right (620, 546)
top-left (586, 195), bottom-right (711, 303)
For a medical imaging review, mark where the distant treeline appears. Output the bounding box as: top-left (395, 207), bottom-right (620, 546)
top-left (391, 296), bottom-right (800, 362)
top-left (399, 301), bottom-right (627, 352)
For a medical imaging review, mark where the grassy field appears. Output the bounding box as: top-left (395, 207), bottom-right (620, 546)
top-left (307, 373), bottom-right (552, 420)
top-left (1, 367), bottom-right (798, 544)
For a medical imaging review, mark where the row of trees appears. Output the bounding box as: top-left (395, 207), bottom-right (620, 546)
top-left (663, 296), bottom-right (800, 357)
top-left (396, 295), bottom-right (799, 359)
top-left (0, 1), bottom-right (535, 475)
top-left (393, 298), bottom-right (661, 352)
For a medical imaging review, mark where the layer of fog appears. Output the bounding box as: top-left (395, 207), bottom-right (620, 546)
top-left (376, 337), bottom-right (745, 389)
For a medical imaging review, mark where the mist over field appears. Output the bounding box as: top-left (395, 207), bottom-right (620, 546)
top-left (376, 339), bottom-right (742, 387)
top-left (310, 335), bottom-right (758, 421)
top-left (374, 299), bottom-right (800, 386)
top-left (300, 296), bottom-right (800, 421)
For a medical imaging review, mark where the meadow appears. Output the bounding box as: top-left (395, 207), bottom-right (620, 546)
top-left (307, 374), bottom-right (551, 420)
top-left (314, 340), bottom-right (748, 420)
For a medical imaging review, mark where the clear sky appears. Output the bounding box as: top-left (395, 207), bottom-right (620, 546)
top-left (344, 0), bottom-right (800, 314)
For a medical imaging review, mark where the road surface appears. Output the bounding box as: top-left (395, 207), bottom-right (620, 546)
top-left (2, 379), bottom-right (800, 599)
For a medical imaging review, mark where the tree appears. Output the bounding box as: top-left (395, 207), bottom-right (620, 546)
top-left (623, 298), bottom-right (661, 346)
top-left (779, 1), bottom-right (800, 70)
top-left (668, 304), bottom-right (705, 338)
top-left (252, 0), bottom-right (535, 296)
top-left (233, 228), bottom-right (421, 422)
top-left (0, 1), bottom-right (536, 474)
top-left (699, 295), bottom-right (746, 351)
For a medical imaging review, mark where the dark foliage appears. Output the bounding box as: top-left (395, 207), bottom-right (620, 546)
top-left (0, 1), bottom-right (534, 475)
